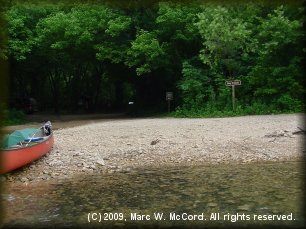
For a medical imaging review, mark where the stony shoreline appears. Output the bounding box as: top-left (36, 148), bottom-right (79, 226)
top-left (2, 114), bottom-right (305, 184)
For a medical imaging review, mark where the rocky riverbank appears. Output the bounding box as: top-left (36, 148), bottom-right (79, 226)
top-left (2, 114), bottom-right (305, 184)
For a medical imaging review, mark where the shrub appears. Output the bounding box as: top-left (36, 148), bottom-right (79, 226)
top-left (0, 109), bottom-right (26, 126)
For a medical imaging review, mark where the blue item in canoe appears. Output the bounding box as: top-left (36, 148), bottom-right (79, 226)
top-left (24, 137), bottom-right (45, 142)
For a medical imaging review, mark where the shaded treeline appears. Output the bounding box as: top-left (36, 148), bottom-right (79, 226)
top-left (1, 0), bottom-right (305, 115)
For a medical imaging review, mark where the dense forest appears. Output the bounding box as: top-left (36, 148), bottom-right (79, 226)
top-left (0, 0), bottom-right (305, 118)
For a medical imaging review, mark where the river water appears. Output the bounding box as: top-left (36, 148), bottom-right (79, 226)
top-left (1, 161), bottom-right (304, 228)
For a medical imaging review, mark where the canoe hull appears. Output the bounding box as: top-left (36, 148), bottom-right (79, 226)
top-left (0, 134), bottom-right (54, 174)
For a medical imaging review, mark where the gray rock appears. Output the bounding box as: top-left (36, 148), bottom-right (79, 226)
top-left (41, 175), bottom-right (49, 180)
top-left (151, 139), bottom-right (160, 145)
top-left (20, 177), bottom-right (29, 183)
top-left (96, 159), bottom-right (105, 166)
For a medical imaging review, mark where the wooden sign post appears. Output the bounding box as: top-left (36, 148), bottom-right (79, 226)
top-left (225, 80), bottom-right (241, 111)
top-left (166, 92), bottom-right (173, 112)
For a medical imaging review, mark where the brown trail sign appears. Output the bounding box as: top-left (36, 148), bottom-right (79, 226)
top-left (225, 80), bottom-right (242, 110)
top-left (225, 80), bottom-right (241, 86)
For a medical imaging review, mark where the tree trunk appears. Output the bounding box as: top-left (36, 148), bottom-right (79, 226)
top-left (49, 70), bottom-right (60, 114)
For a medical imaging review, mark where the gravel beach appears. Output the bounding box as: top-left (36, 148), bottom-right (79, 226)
top-left (2, 114), bottom-right (305, 183)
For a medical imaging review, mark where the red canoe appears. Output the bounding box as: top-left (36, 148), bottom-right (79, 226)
top-left (0, 122), bottom-right (54, 174)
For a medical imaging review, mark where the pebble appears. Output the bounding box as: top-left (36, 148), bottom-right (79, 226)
top-left (237, 204), bottom-right (251, 211)
top-left (41, 175), bottom-right (49, 180)
top-left (20, 177), bottom-right (28, 183)
top-left (51, 172), bottom-right (59, 177)
top-left (207, 202), bottom-right (218, 207)
top-left (96, 159), bottom-right (105, 166)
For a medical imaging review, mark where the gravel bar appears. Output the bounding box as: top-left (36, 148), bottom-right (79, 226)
top-left (2, 114), bottom-right (305, 183)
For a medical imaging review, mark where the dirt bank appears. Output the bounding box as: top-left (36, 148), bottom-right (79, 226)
top-left (2, 114), bottom-right (305, 183)
top-left (2, 113), bottom-right (127, 133)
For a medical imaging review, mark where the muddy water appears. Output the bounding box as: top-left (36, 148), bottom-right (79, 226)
top-left (1, 161), bottom-right (304, 228)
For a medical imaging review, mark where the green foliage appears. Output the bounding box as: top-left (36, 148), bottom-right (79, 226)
top-left (4, 1), bottom-right (305, 116)
top-left (247, 6), bottom-right (305, 105)
top-left (275, 94), bottom-right (304, 112)
top-left (0, 109), bottom-right (26, 126)
top-left (197, 6), bottom-right (253, 72)
top-left (126, 29), bottom-right (167, 75)
top-left (171, 102), bottom-right (292, 118)
top-left (156, 2), bottom-right (200, 43)
top-left (177, 59), bottom-right (210, 108)
top-left (95, 7), bottom-right (132, 63)
top-left (7, 5), bottom-right (41, 61)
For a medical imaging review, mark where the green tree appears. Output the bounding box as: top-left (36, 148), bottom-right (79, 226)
top-left (247, 6), bottom-right (305, 111)
top-left (4, 1), bottom-right (305, 116)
